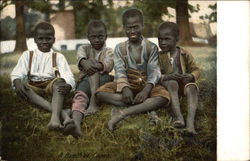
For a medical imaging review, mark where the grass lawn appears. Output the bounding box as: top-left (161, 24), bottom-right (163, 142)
top-left (0, 46), bottom-right (216, 161)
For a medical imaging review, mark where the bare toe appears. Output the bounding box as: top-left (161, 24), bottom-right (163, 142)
top-left (172, 120), bottom-right (185, 128)
top-left (63, 122), bottom-right (76, 135)
top-left (47, 122), bottom-right (63, 131)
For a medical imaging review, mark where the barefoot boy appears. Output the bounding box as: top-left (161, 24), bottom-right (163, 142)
top-left (158, 22), bottom-right (200, 135)
top-left (95, 9), bottom-right (170, 131)
top-left (11, 22), bottom-right (75, 131)
top-left (64, 20), bottom-right (114, 138)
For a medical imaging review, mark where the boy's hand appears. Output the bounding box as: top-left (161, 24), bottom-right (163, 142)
top-left (80, 58), bottom-right (99, 76)
top-left (14, 79), bottom-right (28, 100)
top-left (163, 73), bottom-right (182, 81)
top-left (133, 83), bottom-right (153, 104)
top-left (56, 84), bottom-right (72, 95)
top-left (122, 86), bottom-right (134, 105)
top-left (182, 73), bottom-right (194, 84)
top-left (92, 62), bottom-right (103, 71)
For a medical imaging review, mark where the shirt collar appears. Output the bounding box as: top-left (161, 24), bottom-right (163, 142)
top-left (35, 48), bottom-right (54, 54)
top-left (91, 43), bottom-right (106, 53)
top-left (126, 36), bottom-right (145, 47)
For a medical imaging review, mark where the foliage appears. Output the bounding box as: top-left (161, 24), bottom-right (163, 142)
top-left (1, 0), bottom-right (214, 40)
top-left (0, 46), bottom-right (216, 161)
top-left (199, 3), bottom-right (217, 23)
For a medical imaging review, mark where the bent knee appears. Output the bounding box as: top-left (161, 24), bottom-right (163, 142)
top-left (52, 79), bottom-right (66, 89)
top-left (185, 84), bottom-right (198, 94)
top-left (163, 80), bottom-right (179, 91)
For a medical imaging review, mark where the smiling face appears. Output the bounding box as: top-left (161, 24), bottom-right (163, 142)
top-left (124, 15), bottom-right (143, 43)
top-left (158, 28), bottom-right (178, 52)
top-left (87, 26), bottom-right (107, 50)
top-left (34, 28), bottom-right (55, 52)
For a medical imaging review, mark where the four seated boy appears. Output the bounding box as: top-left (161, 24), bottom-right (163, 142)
top-left (10, 10), bottom-right (200, 137)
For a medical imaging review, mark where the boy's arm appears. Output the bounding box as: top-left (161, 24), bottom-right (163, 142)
top-left (185, 51), bottom-right (200, 82)
top-left (11, 51), bottom-right (29, 86)
top-left (134, 43), bottom-right (160, 104)
top-left (99, 48), bottom-right (114, 73)
top-left (114, 44), bottom-right (134, 104)
top-left (57, 54), bottom-right (76, 91)
top-left (146, 43), bottom-right (161, 86)
top-left (76, 45), bottom-right (88, 70)
top-left (114, 44), bottom-right (130, 92)
top-left (13, 78), bottom-right (29, 100)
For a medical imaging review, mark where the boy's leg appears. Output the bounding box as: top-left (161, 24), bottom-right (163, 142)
top-left (64, 79), bottom-right (91, 138)
top-left (20, 83), bottom-right (72, 127)
top-left (65, 91), bottom-right (89, 138)
top-left (47, 79), bottom-right (68, 131)
top-left (162, 80), bottom-right (185, 127)
top-left (185, 84), bottom-right (198, 134)
top-left (108, 96), bottom-right (167, 131)
top-left (86, 73), bottom-right (100, 114)
top-left (95, 92), bottom-right (127, 107)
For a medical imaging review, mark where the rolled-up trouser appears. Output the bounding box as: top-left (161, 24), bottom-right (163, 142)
top-left (71, 91), bottom-right (89, 114)
top-left (71, 74), bottom-right (114, 114)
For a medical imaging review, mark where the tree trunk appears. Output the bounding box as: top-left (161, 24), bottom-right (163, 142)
top-left (176, 0), bottom-right (193, 45)
top-left (14, 0), bottom-right (27, 53)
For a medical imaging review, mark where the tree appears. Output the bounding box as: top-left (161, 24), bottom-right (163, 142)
top-left (14, 0), bottom-right (27, 53)
top-left (176, 0), bottom-right (193, 45)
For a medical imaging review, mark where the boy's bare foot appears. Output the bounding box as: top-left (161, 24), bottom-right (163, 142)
top-left (61, 109), bottom-right (74, 127)
top-left (64, 123), bottom-right (82, 139)
top-left (86, 104), bottom-right (99, 115)
top-left (185, 123), bottom-right (197, 135)
top-left (172, 120), bottom-right (185, 128)
top-left (47, 119), bottom-right (63, 131)
top-left (108, 108), bottom-right (125, 131)
top-left (183, 128), bottom-right (197, 136)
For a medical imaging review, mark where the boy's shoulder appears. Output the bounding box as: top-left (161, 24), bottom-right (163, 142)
top-left (178, 46), bottom-right (192, 56)
top-left (115, 38), bottom-right (157, 50)
top-left (78, 43), bottom-right (92, 51)
top-left (78, 43), bottom-right (112, 52)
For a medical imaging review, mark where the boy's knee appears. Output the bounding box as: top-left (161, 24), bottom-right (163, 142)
top-left (164, 80), bottom-right (179, 91)
top-left (185, 84), bottom-right (198, 94)
top-left (52, 79), bottom-right (66, 89)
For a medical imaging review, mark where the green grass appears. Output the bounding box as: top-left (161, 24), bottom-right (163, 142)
top-left (0, 47), bottom-right (216, 161)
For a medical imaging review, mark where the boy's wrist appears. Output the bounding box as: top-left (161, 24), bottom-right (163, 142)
top-left (97, 62), bottom-right (104, 71)
top-left (143, 83), bottom-right (153, 93)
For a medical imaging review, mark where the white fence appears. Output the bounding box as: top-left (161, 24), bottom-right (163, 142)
top-left (0, 37), bottom-right (207, 54)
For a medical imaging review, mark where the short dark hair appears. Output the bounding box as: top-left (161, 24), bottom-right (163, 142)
top-left (87, 20), bottom-right (107, 34)
top-left (122, 8), bottom-right (143, 26)
top-left (158, 21), bottom-right (179, 39)
top-left (33, 21), bottom-right (55, 37)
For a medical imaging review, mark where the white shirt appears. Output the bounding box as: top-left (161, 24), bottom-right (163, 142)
top-left (10, 48), bottom-right (75, 89)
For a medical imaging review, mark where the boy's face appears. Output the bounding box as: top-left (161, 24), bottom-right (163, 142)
top-left (87, 26), bottom-right (107, 50)
top-left (34, 28), bottom-right (55, 52)
top-left (158, 28), bottom-right (178, 52)
top-left (124, 16), bottom-right (143, 43)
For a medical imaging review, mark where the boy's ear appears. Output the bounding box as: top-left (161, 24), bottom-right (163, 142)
top-left (34, 36), bottom-right (38, 44)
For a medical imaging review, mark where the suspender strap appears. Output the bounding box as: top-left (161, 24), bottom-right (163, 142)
top-left (120, 41), bottom-right (128, 69)
top-left (52, 52), bottom-right (61, 78)
top-left (28, 51), bottom-right (34, 80)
